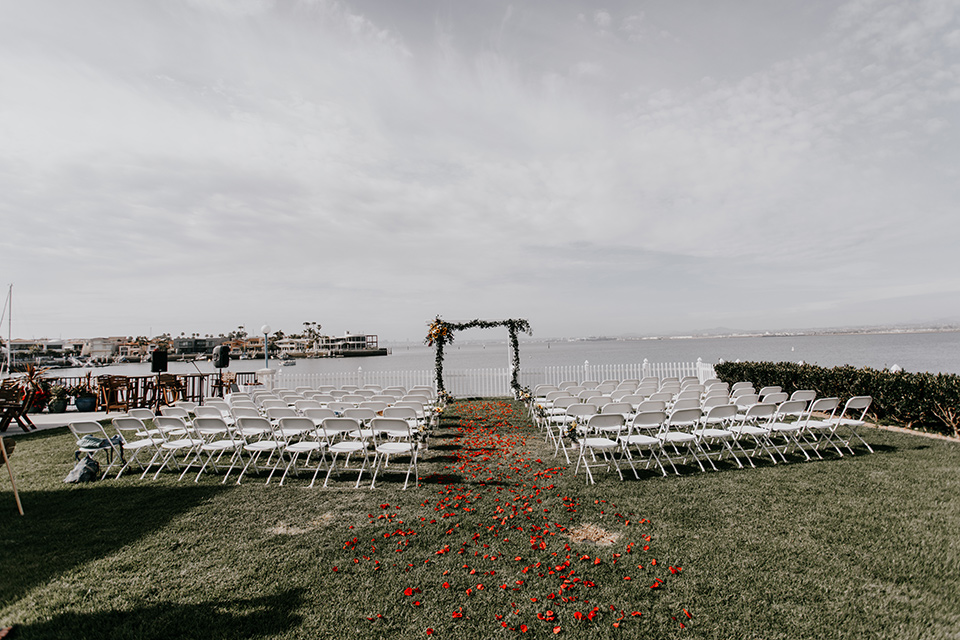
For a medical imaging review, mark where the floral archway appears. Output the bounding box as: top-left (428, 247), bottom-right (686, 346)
top-left (425, 317), bottom-right (532, 398)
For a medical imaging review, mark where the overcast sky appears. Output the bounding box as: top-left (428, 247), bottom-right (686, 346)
top-left (2, 0), bottom-right (959, 342)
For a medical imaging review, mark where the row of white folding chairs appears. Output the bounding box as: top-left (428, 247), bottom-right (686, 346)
top-left (557, 395), bottom-right (874, 484)
top-left (97, 414), bottom-right (419, 489)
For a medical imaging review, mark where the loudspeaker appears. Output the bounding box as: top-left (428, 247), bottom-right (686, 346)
top-left (213, 345), bottom-right (230, 369)
top-left (151, 349), bottom-right (168, 373)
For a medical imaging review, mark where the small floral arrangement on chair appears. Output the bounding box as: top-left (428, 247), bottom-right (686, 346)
top-left (565, 420), bottom-right (580, 445)
top-left (437, 390), bottom-right (454, 406)
top-left (534, 404), bottom-right (546, 420)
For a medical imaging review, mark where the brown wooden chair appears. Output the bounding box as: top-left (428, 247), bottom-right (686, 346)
top-left (98, 375), bottom-right (129, 414)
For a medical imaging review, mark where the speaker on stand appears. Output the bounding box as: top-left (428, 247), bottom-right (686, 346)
top-left (213, 345), bottom-right (230, 397)
top-left (151, 348), bottom-right (168, 412)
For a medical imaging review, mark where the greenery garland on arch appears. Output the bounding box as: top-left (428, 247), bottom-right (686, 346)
top-left (425, 316), bottom-right (532, 399)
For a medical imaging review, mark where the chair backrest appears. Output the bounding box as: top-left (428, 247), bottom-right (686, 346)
top-left (174, 401), bottom-right (197, 413)
top-left (552, 396), bottom-right (579, 410)
top-left (112, 416), bottom-right (146, 435)
top-left (70, 420), bottom-right (110, 438)
top-left (631, 410), bottom-right (666, 431)
top-left (160, 406), bottom-right (191, 420)
top-left (277, 416), bottom-right (316, 434)
top-left (343, 408), bottom-right (377, 423)
top-left (734, 394), bottom-right (759, 409)
top-left (303, 407), bottom-right (337, 422)
top-left (154, 416), bottom-right (188, 435)
top-left (535, 385), bottom-right (559, 396)
top-left (758, 386), bottom-right (782, 397)
top-left (566, 404), bottom-right (598, 419)
top-left (790, 390), bottom-right (817, 403)
top-left (266, 407), bottom-right (298, 420)
top-left (742, 403), bottom-right (776, 422)
top-left (360, 401), bottom-right (389, 413)
top-left (775, 400), bottom-right (808, 419)
top-left (370, 417), bottom-right (412, 439)
top-left (667, 407), bottom-right (702, 428)
top-left (676, 389), bottom-right (701, 401)
top-left (260, 399), bottom-right (287, 410)
top-left (619, 395), bottom-right (647, 409)
top-left (558, 381), bottom-right (578, 390)
top-left (326, 402), bottom-right (353, 414)
top-left (236, 416), bottom-right (271, 436)
top-left (340, 394), bottom-right (367, 405)
top-left (294, 400), bottom-right (323, 411)
top-left (596, 382), bottom-right (617, 394)
top-left (762, 392), bottom-right (788, 405)
top-left (363, 384), bottom-right (383, 393)
top-left (581, 381), bottom-right (600, 390)
top-left (648, 392), bottom-right (673, 403)
top-left (805, 397), bottom-right (839, 423)
top-left (383, 406), bottom-right (417, 421)
top-left (703, 404), bottom-right (738, 423)
top-left (701, 395), bottom-right (729, 411)
top-left (841, 396), bottom-right (872, 419)
top-left (671, 398), bottom-right (700, 412)
top-left (231, 407), bottom-right (260, 419)
top-left (587, 413), bottom-right (624, 433)
top-left (128, 408), bottom-right (155, 421)
top-left (194, 406), bottom-right (223, 418)
top-left (193, 416), bottom-right (229, 435)
top-left (731, 381), bottom-right (754, 391)
top-left (600, 402), bottom-right (633, 416)
top-left (353, 389), bottom-right (376, 399)
top-left (316, 385), bottom-right (336, 393)
top-left (636, 400), bottom-right (667, 413)
top-left (544, 391), bottom-right (570, 403)
top-left (320, 417), bottom-right (362, 438)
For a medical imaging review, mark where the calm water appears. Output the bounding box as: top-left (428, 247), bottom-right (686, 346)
top-left (55, 331), bottom-right (960, 377)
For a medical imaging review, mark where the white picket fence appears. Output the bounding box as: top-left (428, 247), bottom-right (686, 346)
top-left (274, 359), bottom-right (717, 397)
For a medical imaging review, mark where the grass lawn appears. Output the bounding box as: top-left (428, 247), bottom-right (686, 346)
top-left (1, 399), bottom-right (959, 639)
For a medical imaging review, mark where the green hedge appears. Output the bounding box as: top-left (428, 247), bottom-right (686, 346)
top-left (714, 361), bottom-right (960, 438)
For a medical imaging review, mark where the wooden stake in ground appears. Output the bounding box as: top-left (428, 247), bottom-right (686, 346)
top-left (0, 436), bottom-right (23, 516)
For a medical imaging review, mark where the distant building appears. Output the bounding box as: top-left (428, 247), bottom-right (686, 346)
top-left (173, 337), bottom-right (224, 355)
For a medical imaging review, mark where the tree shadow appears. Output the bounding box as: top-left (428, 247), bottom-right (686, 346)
top-left (0, 483), bottom-right (231, 604)
top-left (14, 589), bottom-right (304, 640)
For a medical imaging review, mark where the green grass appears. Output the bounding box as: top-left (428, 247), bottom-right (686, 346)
top-left (1, 400), bottom-right (959, 639)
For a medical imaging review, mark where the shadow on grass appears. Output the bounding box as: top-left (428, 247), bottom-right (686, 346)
top-left (0, 483), bottom-right (232, 604)
top-left (420, 473), bottom-right (464, 485)
top-left (14, 589), bottom-right (305, 640)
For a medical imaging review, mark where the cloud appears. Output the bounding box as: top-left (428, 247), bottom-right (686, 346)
top-left (1, 0), bottom-right (958, 340)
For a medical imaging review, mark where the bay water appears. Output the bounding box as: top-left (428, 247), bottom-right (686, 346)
top-left (56, 331), bottom-right (960, 378)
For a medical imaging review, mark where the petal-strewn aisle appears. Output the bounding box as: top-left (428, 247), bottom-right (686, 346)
top-left (333, 399), bottom-right (691, 636)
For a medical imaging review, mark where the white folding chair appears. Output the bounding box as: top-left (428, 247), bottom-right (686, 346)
top-left (574, 413), bottom-right (631, 484)
top-left (729, 403), bottom-right (778, 464)
top-left (659, 408), bottom-right (714, 473)
top-left (147, 416), bottom-right (204, 480)
top-left (111, 416), bottom-right (163, 479)
top-left (619, 410), bottom-right (668, 477)
top-left (800, 397), bottom-right (840, 458)
top-left (276, 416), bottom-right (325, 486)
top-left (229, 417), bottom-right (282, 484)
top-left (766, 399), bottom-right (811, 462)
top-left (692, 404), bottom-right (746, 469)
top-left (319, 417), bottom-right (370, 488)
top-left (179, 416), bottom-right (243, 482)
top-left (829, 396), bottom-right (874, 455)
top-left (68, 421), bottom-right (123, 479)
top-left (369, 417), bottom-right (419, 490)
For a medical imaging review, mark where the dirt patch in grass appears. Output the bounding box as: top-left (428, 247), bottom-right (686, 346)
top-left (565, 522), bottom-right (621, 546)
